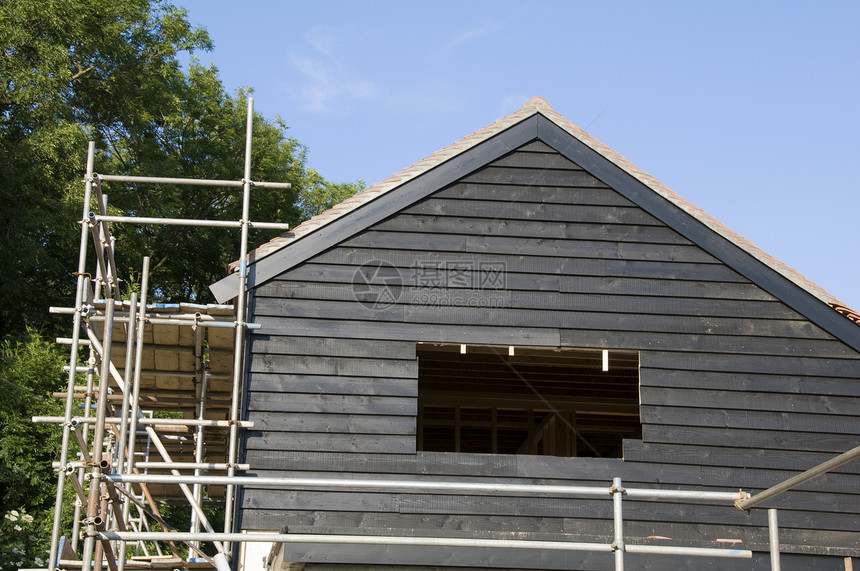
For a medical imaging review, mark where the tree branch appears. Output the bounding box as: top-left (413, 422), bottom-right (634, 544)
top-left (70, 64), bottom-right (95, 81)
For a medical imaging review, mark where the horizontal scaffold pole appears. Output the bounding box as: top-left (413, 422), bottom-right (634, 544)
top-left (32, 416), bottom-right (253, 428)
top-left (106, 475), bottom-right (749, 502)
top-left (94, 173), bottom-right (291, 190)
top-left (57, 461), bottom-right (250, 472)
top-left (92, 214), bottom-right (290, 230)
top-left (95, 532), bottom-right (752, 559)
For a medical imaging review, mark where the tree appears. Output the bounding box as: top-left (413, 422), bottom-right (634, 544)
top-left (0, 0), bottom-right (361, 337)
top-left (0, 1), bottom-right (360, 566)
top-left (0, 331), bottom-right (69, 569)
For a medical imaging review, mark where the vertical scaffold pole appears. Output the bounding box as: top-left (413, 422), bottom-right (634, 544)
top-left (50, 141), bottom-right (96, 567)
top-left (223, 96), bottom-right (255, 560)
top-left (116, 291), bottom-right (137, 571)
top-left (81, 299), bottom-right (116, 569)
top-left (769, 508), bottom-right (781, 571)
top-left (612, 477), bottom-right (625, 571)
top-left (120, 259), bottom-right (148, 571)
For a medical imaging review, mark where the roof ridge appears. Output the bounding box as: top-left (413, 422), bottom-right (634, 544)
top-left (235, 97), bottom-right (856, 322)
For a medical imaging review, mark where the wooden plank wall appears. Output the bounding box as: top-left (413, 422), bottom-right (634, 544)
top-left (240, 141), bottom-right (860, 569)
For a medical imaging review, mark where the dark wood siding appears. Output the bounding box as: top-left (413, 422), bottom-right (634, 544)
top-left (239, 141), bottom-right (860, 569)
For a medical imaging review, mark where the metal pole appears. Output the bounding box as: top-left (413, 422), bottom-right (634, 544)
top-left (95, 530), bottom-right (749, 559)
top-left (95, 173), bottom-right (290, 189)
top-left (612, 477), bottom-right (624, 571)
top-left (140, 422), bottom-right (228, 555)
top-left (223, 96), bottom-right (254, 554)
top-left (56, 461), bottom-right (251, 471)
top-left (100, 531), bottom-right (614, 552)
top-left (35, 416), bottom-right (253, 428)
top-left (190, 325), bottom-right (207, 555)
top-left (625, 544), bottom-right (751, 558)
top-left (108, 474), bottom-right (617, 496)
top-left (92, 214), bottom-right (288, 230)
top-left (769, 508), bottom-right (781, 571)
top-left (626, 488), bottom-right (748, 502)
top-left (81, 299), bottom-right (116, 570)
top-left (89, 214), bottom-right (110, 300)
top-left (116, 292), bottom-right (137, 477)
top-left (737, 444), bottom-right (860, 510)
top-left (50, 141), bottom-right (96, 567)
top-left (116, 291), bottom-right (136, 571)
top-left (72, 340), bottom-right (97, 553)
top-left (122, 257), bottom-right (149, 569)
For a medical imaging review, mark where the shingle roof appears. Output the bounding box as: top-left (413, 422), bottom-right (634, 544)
top-left (238, 96), bottom-right (856, 322)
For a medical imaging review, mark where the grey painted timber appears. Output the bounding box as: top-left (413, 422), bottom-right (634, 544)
top-left (235, 131), bottom-right (860, 570)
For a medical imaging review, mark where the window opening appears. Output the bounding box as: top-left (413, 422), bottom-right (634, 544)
top-left (417, 344), bottom-right (641, 458)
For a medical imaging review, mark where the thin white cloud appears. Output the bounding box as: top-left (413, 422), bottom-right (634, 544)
top-left (439, 23), bottom-right (503, 56)
top-left (497, 93), bottom-right (531, 116)
top-left (289, 25), bottom-right (379, 113)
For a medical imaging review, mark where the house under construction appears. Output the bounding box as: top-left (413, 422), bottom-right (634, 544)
top-left (40, 97), bottom-right (860, 571)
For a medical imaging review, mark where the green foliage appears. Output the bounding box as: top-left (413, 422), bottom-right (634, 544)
top-left (0, 330), bottom-right (68, 569)
top-left (297, 175), bottom-right (365, 220)
top-left (1, 508), bottom-right (43, 570)
top-left (0, 0), bottom-right (213, 338)
top-left (0, 1), bottom-right (364, 565)
top-left (0, 0), bottom-right (361, 338)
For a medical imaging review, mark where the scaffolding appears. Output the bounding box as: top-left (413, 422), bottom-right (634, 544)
top-left (37, 97), bottom-right (290, 570)
top-left (34, 96), bottom-right (860, 571)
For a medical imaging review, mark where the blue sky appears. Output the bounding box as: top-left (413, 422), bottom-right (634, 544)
top-left (178, 0), bottom-right (860, 311)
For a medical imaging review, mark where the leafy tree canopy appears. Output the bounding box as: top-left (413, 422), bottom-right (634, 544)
top-left (0, 0), bottom-right (361, 339)
top-left (0, 1), bottom-right (362, 566)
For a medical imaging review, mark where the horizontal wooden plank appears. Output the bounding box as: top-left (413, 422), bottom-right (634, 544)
top-left (239, 508), bottom-right (860, 556)
top-left (344, 231), bottom-right (715, 263)
top-left (642, 351), bottom-right (860, 378)
top-left (248, 373), bottom-right (417, 397)
top-left (249, 335), bottom-right (416, 359)
top-left (230, 533), bottom-right (854, 570)
top-left (246, 393), bottom-right (416, 416)
top-left (256, 284), bottom-right (806, 322)
top-left (372, 214), bottom-right (691, 244)
top-left (639, 369), bottom-right (860, 397)
top-left (643, 424), bottom-right (860, 454)
top-left (255, 299), bottom-right (832, 339)
top-left (248, 354), bottom-right (417, 379)
top-left (489, 151), bottom-right (584, 170)
top-left (287, 251), bottom-right (747, 284)
top-left (640, 387), bottom-right (860, 416)
top-left (243, 450), bottom-right (524, 478)
top-left (256, 316), bottom-right (561, 346)
top-left (247, 411), bottom-right (416, 435)
top-left (240, 509), bottom-right (570, 536)
top-left (641, 405), bottom-right (860, 435)
top-left (460, 165), bottom-right (609, 187)
top-left (403, 198), bottom-right (663, 226)
top-left (260, 274), bottom-right (772, 305)
top-left (373, 231), bottom-right (711, 264)
top-left (561, 329), bottom-right (850, 357)
top-left (514, 140), bottom-right (558, 154)
top-left (560, 275), bottom-right (774, 300)
top-left (240, 488), bottom-right (858, 529)
top-left (243, 432), bottom-right (415, 454)
top-left (622, 441), bottom-right (860, 475)
top-left (434, 183), bottom-right (633, 206)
